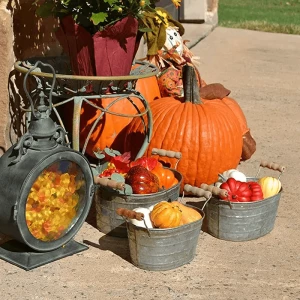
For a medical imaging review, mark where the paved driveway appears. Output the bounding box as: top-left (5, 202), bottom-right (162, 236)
top-left (1, 27), bottom-right (300, 299)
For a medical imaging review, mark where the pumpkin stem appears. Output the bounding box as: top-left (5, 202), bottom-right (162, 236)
top-left (182, 65), bottom-right (201, 104)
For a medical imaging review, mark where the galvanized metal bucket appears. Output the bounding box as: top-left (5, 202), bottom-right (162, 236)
top-left (204, 190), bottom-right (282, 241)
top-left (202, 161), bottom-right (285, 242)
top-left (126, 207), bottom-right (205, 271)
top-left (118, 185), bottom-right (211, 271)
top-left (95, 168), bottom-right (182, 237)
top-left (94, 149), bottom-right (183, 237)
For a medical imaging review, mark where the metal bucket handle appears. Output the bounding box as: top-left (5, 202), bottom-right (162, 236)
top-left (116, 208), bottom-right (145, 221)
top-left (116, 207), bottom-right (152, 236)
top-left (255, 161), bottom-right (286, 179)
top-left (94, 175), bottom-right (179, 201)
top-left (94, 176), bottom-right (125, 191)
top-left (199, 183), bottom-right (233, 209)
top-left (151, 148), bottom-right (182, 170)
top-left (182, 184), bottom-right (213, 210)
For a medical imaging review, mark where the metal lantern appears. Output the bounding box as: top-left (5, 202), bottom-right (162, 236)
top-left (0, 61), bottom-right (94, 270)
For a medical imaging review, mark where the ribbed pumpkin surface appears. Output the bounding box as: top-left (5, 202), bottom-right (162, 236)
top-left (220, 97), bottom-right (249, 135)
top-left (123, 97), bottom-right (243, 187)
top-left (150, 202), bottom-right (182, 228)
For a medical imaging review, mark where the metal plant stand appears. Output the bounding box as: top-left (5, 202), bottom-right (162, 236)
top-left (14, 57), bottom-right (158, 158)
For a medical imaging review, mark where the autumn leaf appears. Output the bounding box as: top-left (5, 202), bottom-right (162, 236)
top-left (130, 157), bottom-right (159, 171)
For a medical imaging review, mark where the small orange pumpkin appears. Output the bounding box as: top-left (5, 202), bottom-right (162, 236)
top-left (150, 202), bottom-right (182, 228)
top-left (172, 201), bottom-right (202, 225)
top-left (150, 163), bottom-right (178, 189)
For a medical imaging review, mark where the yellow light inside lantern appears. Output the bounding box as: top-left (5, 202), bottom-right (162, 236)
top-left (25, 169), bottom-right (83, 242)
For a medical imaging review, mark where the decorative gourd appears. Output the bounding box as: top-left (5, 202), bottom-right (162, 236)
top-left (222, 169), bottom-right (247, 182)
top-left (150, 163), bottom-right (178, 189)
top-left (258, 176), bottom-right (281, 199)
top-left (150, 202), bottom-right (182, 228)
top-left (172, 201), bottom-right (202, 225)
top-left (123, 65), bottom-right (243, 187)
top-left (79, 66), bottom-right (161, 157)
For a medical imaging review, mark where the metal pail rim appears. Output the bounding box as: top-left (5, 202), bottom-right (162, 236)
top-left (127, 206), bottom-right (205, 234)
top-left (98, 168), bottom-right (182, 198)
top-left (211, 189), bottom-right (282, 208)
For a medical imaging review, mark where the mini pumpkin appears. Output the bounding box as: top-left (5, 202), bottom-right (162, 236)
top-left (258, 177), bottom-right (281, 199)
top-left (150, 202), bottom-right (182, 228)
top-left (150, 163), bottom-right (178, 189)
top-left (172, 201), bottom-right (202, 225)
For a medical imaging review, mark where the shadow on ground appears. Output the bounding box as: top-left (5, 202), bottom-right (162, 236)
top-left (83, 235), bottom-right (131, 262)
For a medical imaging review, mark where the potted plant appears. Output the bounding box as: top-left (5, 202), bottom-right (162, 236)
top-left (34, 0), bottom-right (183, 76)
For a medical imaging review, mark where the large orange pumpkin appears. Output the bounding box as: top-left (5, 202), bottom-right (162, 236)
top-left (79, 73), bottom-right (161, 157)
top-left (123, 66), bottom-right (243, 187)
top-left (215, 96), bottom-right (248, 135)
top-left (200, 83), bottom-right (256, 161)
top-left (218, 96), bottom-right (256, 160)
top-left (135, 73), bottom-right (161, 103)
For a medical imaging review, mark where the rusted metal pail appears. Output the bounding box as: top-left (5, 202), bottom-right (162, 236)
top-left (126, 206), bottom-right (205, 271)
top-left (203, 161), bottom-right (285, 242)
top-left (95, 168), bottom-right (182, 237)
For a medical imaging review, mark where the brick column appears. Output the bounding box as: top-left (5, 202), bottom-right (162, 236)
top-left (0, 0), bottom-right (62, 155)
top-left (0, 2), bottom-right (14, 155)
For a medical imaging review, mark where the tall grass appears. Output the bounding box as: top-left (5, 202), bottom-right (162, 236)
top-left (219, 0), bottom-right (300, 34)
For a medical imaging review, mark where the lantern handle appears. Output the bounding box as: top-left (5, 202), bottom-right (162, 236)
top-left (23, 60), bottom-right (56, 119)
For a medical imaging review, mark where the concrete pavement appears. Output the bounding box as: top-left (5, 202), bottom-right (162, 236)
top-left (1, 26), bottom-right (300, 299)
top-left (182, 22), bottom-right (216, 49)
